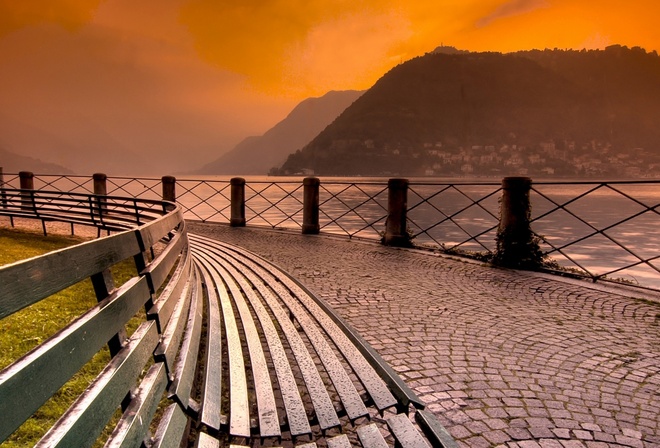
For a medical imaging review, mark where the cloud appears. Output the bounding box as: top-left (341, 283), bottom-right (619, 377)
top-left (0, 0), bottom-right (102, 37)
top-left (476, 0), bottom-right (549, 28)
top-left (178, 0), bottom-right (409, 95)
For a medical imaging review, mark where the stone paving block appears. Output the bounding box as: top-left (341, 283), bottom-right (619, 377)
top-left (585, 442), bottom-right (609, 448)
top-left (507, 427), bottom-right (533, 440)
top-left (552, 428), bottom-right (572, 439)
top-left (559, 441), bottom-right (587, 448)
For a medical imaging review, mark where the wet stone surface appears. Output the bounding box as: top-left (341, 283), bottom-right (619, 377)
top-left (190, 223), bottom-right (660, 448)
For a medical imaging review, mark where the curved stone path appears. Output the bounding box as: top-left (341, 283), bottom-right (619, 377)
top-left (189, 223), bottom-right (660, 448)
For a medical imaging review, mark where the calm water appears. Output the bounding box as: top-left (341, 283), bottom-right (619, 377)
top-left (18, 173), bottom-right (660, 289)
top-left (168, 176), bottom-right (660, 289)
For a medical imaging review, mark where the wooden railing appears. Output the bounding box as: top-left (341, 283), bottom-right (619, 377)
top-left (0, 191), bottom-right (199, 446)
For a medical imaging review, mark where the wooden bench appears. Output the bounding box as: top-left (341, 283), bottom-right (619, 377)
top-left (0, 194), bottom-right (202, 447)
top-left (0, 188), bottom-right (170, 235)
top-left (0, 189), bottom-right (457, 447)
top-left (187, 233), bottom-right (456, 448)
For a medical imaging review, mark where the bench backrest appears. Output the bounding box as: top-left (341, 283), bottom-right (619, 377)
top-left (0, 192), bottom-right (198, 446)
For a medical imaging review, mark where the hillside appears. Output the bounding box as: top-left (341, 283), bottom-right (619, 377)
top-left (278, 46), bottom-right (660, 177)
top-left (0, 147), bottom-right (73, 175)
top-left (196, 90), bottom-right (363, 175)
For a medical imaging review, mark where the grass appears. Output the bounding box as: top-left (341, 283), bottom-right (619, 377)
top-left (0, 227), bottom-right (140, 447)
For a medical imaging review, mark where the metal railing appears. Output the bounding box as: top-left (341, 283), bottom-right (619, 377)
top-left (530, 181), bottom-right (660, 285)
top-left (2, 171), bottom-right (659, 289)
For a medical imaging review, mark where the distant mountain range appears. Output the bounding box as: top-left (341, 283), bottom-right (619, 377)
top-left (195, 90), bottom-right (364, 175)
top-left (0, 147), bottom-right (73, 175)
top-left (277, 45), bottom-right (660, 177)
top-left (0, 112), bottom-right (152, 176)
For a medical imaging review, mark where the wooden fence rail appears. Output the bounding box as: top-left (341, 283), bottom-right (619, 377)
top-left (0, 192), bottom-right (198, 446)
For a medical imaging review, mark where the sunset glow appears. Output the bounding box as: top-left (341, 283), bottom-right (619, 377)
top-left (0, 0), bottom-right (657, 173)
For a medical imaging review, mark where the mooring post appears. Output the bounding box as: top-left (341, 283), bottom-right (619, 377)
top-left (383, 178), bottom-right (411, 247)
top-left (93, 173), bottom-right (108, 196)
top-left (0, 166), bottom-right (6, 209)
top-left (93, 173), bottom-right (108, 219)
top-left (302, 177), bottom-right (320, 234)
top-left (19, 171), bottom-right (34, 211)
top-left (162, 176), bottom-right (177, 212)
top-left (493, 176), bottom-right (541, 268)
top-left (230, 177), bottom-right (246, 227)
top-left (19, 171), bottom-right (34, 190)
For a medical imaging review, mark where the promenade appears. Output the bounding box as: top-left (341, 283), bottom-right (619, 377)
top-left (189, 222), bottom-right (660, 448)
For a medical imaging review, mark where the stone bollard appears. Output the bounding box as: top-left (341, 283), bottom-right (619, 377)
top-left (93, 173), bottom-right (108, 217)
top-left (302, 177), bottom-right (320, 234)
top-left (93, 173), bottom-right (108, 196)
top-left (19, 171), bottom-right (34, 210)
top-left (162, 176), bottom-right (177, 211)
top-left (0, 166), bottom-right (6, 208)
top-left (383, 178), bottom-right (412, 247)
top-left (230, 177), bottom-right (246, 227)
top-left (493, 176), bottom-right (543, 268)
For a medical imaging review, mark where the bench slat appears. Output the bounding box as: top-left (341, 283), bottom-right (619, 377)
top-left (104, 362), bottom-right (168, 448)
top-left (268, 271), bottom-right (398, 412)
top-left (0, 276), bottom-right (149, 442)
top-left (208, 237), bottom-right (419, 410)
top-left (137, 208), bottom-right (184, 251)
top-left (36, 321), bottom-right (160, 447)
top-left (386, 413), bottom-right (431, 448)
top-left (142, 229), bottom-right (187, 294)
top-left (195, 244), bottom-right (341, 431)
top-left (195, 262), bottom-right (224, 432)
top-left (154, 272), bottom-right (193, 375)
top-left (192, 246), bottom-right (311, 437)
top-left (195, 238), bottom-right (368, 421)
top-left (195, 432), bottom-right (220, 448)
top-left (0, 229), bottom-right (140, 319)
top-left (195, 250), bottom-right (280, 438)
top-left (326, 434), bottom-right (351, 448)
top-left (201, 258), bottom-right (251, 438)
top-left (151, 404), bottom-right (188, 448)
top-left (147, 247), bottom-right (193, 331)
top-left (266, 277), bottom-right (369, 421)
top-left (168, 266), bottom-right (204, 409)
top-left (357, 423), bottom-right (389, 448)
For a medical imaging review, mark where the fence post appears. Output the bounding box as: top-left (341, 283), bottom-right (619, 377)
top-left (493, 176), bottom-right (542, 268)
top-left (93, 173), bottom-right (107, 217)
top-left (19, 171), bottom-right (34, 190)
top-left (93, 173), bottom-right (107, 196)
top-left (19, 171), bottom-right (34, 210)
top-left (0, 166), bottom-right (6, 208)
top-left (230, 177), bottom-right (246, 227)
top-left (383, 178), bottom-right (411, 247)
top-left (162, 176), bottom-right (177, 211)
top-left (302, 177), bottom-right (320, 234)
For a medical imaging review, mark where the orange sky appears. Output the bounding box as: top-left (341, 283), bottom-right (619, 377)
top-left (0, 0), bottom-right (658, 174)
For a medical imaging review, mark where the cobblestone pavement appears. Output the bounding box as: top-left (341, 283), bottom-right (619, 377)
top-left (189, 222), bottom-right (660, 448)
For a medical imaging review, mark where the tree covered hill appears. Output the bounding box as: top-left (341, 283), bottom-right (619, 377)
top-left (278, 46), bottom-right (660, 177)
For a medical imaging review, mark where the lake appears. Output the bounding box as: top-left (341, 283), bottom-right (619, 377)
top-left (9, 173), bottom-right (660, 289)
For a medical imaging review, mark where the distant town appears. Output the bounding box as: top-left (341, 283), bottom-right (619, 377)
top-left (383, 140), bottom-right (657, 178)
top-left (277, 139), bottom-right (658, 178)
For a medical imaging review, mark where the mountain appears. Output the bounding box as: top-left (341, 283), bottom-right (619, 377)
top-left (196, 90), bottom-right (364, 175)
top-left (0, 112), bottom-right (152, 176)
top-left (0, 147), bottom-right (73, 175)
top-left (278, 46), bottom-right (660, 177)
